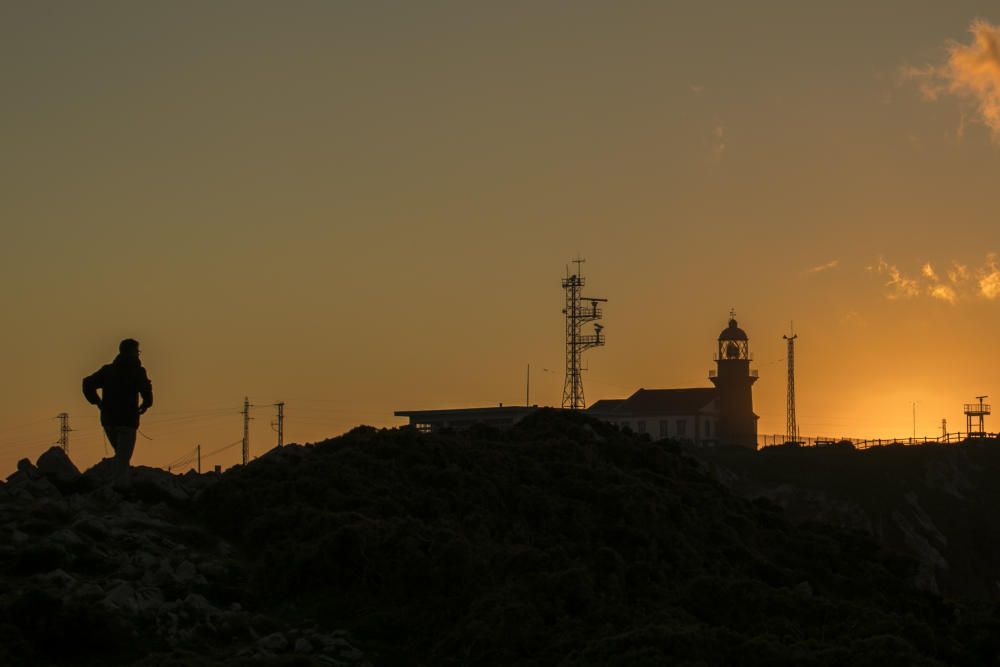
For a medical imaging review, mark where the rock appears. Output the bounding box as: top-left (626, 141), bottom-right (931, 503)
top-left (49, 528), bottom-right (85, 548)
top-left (36, 446), bottom-right (82, 486)
top-left (104, 581), bottom-right (138, 611)
top-left (175, 560), bottom-right (198, 583)
top-left (38, 568), bottom-right (76, 590)
top-left (258, 632), bottom-right (288, 652)
top-left (16, 458), bottom-right (38, 478)
top-left (130, 467), bottom-right (191, 505)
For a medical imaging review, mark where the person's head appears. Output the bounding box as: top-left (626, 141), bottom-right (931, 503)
top-left (119, 338), bottom-right (141, 361)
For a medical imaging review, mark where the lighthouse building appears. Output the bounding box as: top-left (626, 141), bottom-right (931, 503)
top-left (587, 315), bottom-right (759, 449)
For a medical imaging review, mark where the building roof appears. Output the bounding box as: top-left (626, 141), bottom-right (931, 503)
top-left (394, 406), bottom-right (540, 418)
top-left (719, 318), bottom-right (748, 341)
top-left (588, 388), bottom-right (717, 417)
top-left (587, 399), bottom-right (625, 413)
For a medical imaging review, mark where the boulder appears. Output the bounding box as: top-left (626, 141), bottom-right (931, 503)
top-left (36, 447), bottom-right (82, 486)
top-left (130, 467), bottom-right (191, 505)
top-left (258, 632), bottom-right (288, 652)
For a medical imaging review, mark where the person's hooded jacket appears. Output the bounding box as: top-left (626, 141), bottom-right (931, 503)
top-left (82, 354), bottom-right (153, 428)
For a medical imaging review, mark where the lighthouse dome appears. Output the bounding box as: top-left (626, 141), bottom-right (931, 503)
top-left (718, 318), bottom-right (748, 342)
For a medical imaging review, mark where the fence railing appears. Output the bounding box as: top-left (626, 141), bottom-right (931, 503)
top-left (758, 432), bottom-right (1000, 450)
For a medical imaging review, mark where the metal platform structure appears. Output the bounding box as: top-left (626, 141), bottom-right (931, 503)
top-left (965, 395), bottom-right (991, 437)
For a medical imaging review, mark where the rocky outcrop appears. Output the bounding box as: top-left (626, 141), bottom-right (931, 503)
top-left (691, 441), bottom-right (1000, 602)
top-left (0, 451), bottom-right (371, 667)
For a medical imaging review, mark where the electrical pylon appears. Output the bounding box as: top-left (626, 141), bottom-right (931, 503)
top-left (561, 258), bottom-right (607, 410)
top-left (56, 413), bottom-right (71, 454)
top-left (783, 325), bottom-right (798, 443)
top-left (272, 402), bottom-right (285, 448)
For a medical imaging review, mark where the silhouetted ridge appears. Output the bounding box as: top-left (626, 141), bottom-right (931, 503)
top-left (196, 410), bottom-right (997, 666)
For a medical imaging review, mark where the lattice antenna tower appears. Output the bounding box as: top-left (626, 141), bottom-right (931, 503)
top-left (56, 412), bottom-right (71, 454)
top-left (561, 258), bottom-right (607, 410)
top-left (783, 323), bottom-right (798, 443)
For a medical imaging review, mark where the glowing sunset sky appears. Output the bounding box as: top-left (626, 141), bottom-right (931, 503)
top-left (2, 2), bottom-right (999, 474)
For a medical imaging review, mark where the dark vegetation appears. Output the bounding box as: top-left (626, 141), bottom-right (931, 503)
top-left (195, 410), bottom-right (1000, 666)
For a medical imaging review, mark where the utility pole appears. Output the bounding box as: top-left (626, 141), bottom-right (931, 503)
top-left (783, 324), bottom-right (798, 444)
top-left (912, 402), bottom-right (917, 440)
top-left (941, 419), bottom-right (947, 438)
top-left (561, 258), bottom-right (608, 410)
top-left (56, 413), bottom-right (71, 454)
top-left (272, 402), bottom-right (285, 448)
top-left (197, 444), bottom-right (202, 474)
top-left (241, 397), bottom-right (253, 465)
top-left (526, 364), bottom-right (530, 407)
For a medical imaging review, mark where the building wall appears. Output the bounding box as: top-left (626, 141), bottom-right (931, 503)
top-left (598, 414), bottom-right (719, 443)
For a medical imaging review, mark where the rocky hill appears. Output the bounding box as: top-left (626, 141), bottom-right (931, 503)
top-left (689, 441), bottom-right (1000, 603)
top-left (2, 410), bottom-right (998, 665)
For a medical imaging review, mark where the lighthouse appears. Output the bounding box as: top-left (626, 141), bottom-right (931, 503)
top-left (709, 311), bottom-right (759, 449)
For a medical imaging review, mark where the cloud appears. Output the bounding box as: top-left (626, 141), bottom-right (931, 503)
top-left (870, 254), bottom-right (1000, 303)
top-left (981, 254), bottom-right (1000, 299)
top-left (904, 19), bottom-right (1000, 144)
top-left (872, 258), bottom-right (921, 299)
top-left (807, 259), bottom-right (840, 274)
top-left (948, 262), bottom-right (970, 283)
top-left (929, 284), bottom-right (957, 303)
top-left (712, 122), bottom-right (726, 160)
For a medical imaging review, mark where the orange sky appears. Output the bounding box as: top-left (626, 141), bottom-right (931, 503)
top-left (2, 2), bottom-right (999, 475)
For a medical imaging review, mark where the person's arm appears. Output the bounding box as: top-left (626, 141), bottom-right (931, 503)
top-left (138, 369), bottom-right (153, 414)
top-left (82, 368), bottom-right (104, 408)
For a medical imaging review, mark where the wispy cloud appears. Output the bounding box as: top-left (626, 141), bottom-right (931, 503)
top-left (871, 258), bottom-right (921, 299)
top-left (981, 253), bottom-right (1000, 299)
top-left (929, 284), bottom-right (958, 304)
top-left (712, 122), bottom-right (726, 160)
top-left (903, 19), bottom-right (1000, 145)
top-left (870, 254), bottom-right (1000, 303)
top-left (807, 259), bottom-right (840, 274)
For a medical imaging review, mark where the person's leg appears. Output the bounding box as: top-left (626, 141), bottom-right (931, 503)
top-left (112, 427), bottom-right (137, 489)
top-left (104, 426), bottom-right (117, 454)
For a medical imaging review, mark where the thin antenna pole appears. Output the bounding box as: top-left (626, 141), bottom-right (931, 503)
top-left (197, 444), bottom-right (202, 474)
top-left (241, 397), bottom-right (253, 465)
top-left (526, 365), bottom-right (530, 407)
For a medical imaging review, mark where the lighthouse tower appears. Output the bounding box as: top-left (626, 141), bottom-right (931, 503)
top-left (709, 312), bottom-right (759, 449)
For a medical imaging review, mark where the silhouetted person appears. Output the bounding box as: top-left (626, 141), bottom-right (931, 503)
top-left (82, 338), bottom-right (153, 489)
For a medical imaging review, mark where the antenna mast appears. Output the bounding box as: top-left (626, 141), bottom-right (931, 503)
top-left (241, 397), bottom-right (253, 465)
top-left (783, 324), bottom-right (798, 443)
top-left (561, 257), bottom-right (607, 410)
top-left (56, 412), bottom-right (71, 454)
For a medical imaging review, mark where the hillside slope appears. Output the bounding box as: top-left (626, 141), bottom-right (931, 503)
top-left (691, 441), bottom-right (1000, 602)
top-left (196, 410), bottom-right (998, 666)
